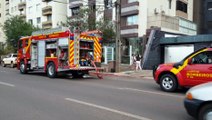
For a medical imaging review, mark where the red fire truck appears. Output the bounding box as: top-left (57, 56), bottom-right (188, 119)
top-left (17, 27), bottom-right (103, 78)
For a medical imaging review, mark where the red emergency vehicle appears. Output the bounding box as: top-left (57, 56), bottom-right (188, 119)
top-left (153, 47), bottom-right (212, 92)
top-left (17, 27), bottom-right (103, 78)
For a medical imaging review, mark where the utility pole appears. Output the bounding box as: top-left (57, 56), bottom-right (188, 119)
top-left (115, 0), bottom-right (121, 72)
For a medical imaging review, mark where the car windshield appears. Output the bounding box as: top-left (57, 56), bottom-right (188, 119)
top-left (13, 54), bottom-right (17, 57)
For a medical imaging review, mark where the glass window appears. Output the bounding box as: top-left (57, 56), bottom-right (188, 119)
top-left (28, 6), bottom-right (32, 14)
top-left (37, 17), bottom-right (41, 24)
top-left (127, 15), bottom-right (138, 25)
top-left (71, 7), bottom-right (80, 16)
top-left (192, 52), bottom-right (212, 64)
top-left (47, 15), bottom-right (52, 21)
top-left (36, 3), bottom-right (41, 12)
top-left (28, 19), bottom-right (33, 24)
top-left (176, 0), bottom-right (187, 13)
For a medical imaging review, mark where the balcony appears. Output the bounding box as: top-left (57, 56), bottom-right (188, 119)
top-left (121, 2), bottom-right (139, 17)
top-left (42, 20), bottom-right (52, 29)
top-left (18, 2), bottom-right (26, 11)
top-left (42, 6), bottom-right (52, 16)
top-left (148, 14), bottom-right (197, 35)
top-left (148, 14), bottom-right (179, 31)
top-left (120, 25), bottom-right (139, 37)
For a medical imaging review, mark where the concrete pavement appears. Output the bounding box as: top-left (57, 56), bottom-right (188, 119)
top-left (99, 70), bottom-right (153, 80)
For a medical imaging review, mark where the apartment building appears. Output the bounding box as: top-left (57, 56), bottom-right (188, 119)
top-left (26, 0), bottom-right (67, 29)
top-left (194, 0), bottom-right (212, 34)
top-left (0, 0), bottom-right (7, 43)
top-left (120, 0), bottom-right (197, 64)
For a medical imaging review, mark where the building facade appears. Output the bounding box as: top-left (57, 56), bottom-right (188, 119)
top-left (0, 0), bottom-right (68, 44)
top-left (120, 0), bottom-right (197, 64)
top-left (194, 0), bottom-right (212, 34)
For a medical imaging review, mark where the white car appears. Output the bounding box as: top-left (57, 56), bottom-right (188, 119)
top-left (184, 82), bottom-right (212, 120)
top-left (2, 53), bottom-right (17, 68)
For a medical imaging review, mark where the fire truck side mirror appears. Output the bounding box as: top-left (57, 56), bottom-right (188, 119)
top-left (188, 58), bottom-right (192, 65)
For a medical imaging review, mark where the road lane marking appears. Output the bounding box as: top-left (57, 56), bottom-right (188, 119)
top-left (118, 88), bottom-right (184, 98)
top-left (65, 98), bottom-right (152, 120)
top-left (0, 81), bottom-right (15, 87)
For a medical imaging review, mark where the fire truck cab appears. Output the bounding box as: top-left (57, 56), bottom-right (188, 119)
top-left (154, 47), bottom-right (212, 92)
top-left (17, 27), bottom-right (103, 78)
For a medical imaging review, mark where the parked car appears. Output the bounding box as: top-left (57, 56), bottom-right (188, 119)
top-left (153, 47), bottom-right (212, 92)
top-left (184, 82), bottom-right (212, 120)
top-left (2, 53), bottom-right (17, 68)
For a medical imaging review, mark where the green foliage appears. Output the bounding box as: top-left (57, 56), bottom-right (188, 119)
top-left (1, 16), bottom-right (38, 52)
top-left (64, 7), bottom-right (116, 43)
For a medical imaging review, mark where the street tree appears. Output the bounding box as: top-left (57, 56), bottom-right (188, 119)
top-left (64, 6), bottom-right (116, 43)
top-left (1, 16), bottom-right (38, 52)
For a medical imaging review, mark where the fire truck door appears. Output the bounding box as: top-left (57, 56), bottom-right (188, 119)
top-left (38, 41), bottom-right (46, 67)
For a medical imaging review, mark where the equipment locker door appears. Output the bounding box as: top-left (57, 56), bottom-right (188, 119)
top-left (38, 41), bottom-right (45, 67)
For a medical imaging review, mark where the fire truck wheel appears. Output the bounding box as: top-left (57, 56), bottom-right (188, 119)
top-left (160, 74), bottom-right (178, 92)
top-left (20, 61), bottom-right (27, 74)
top-left (47, 62), bottom-right (57, 78)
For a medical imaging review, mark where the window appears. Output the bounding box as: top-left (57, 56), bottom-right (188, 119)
top-left (127, 15), bottom-right (138, 25)
top-left (168, 0), bottom-right (172, 9)
top-left (47, 15), bottom-right (52, 21)
top-left (28, 6), bottom-right (32, 14)
top-left (37, 17), bottom-right (41, 24)
top-left (0, 13), bottom-right (1, 18)
top-left (71, 7), bottom-right (80, 16)
top-left (11, 7), bottom-right (14, 13)
top-left (176, 0), bottom-right (187, 13)
top-left (28, 19), bottom-right (33, 24)
top-left (36, 3), bottom-right (41, 12)
top-left (192, 52), bottom-right (212, 64)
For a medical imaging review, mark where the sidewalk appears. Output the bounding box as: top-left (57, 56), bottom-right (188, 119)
top-left (101, 70), bottom-right (153, 79)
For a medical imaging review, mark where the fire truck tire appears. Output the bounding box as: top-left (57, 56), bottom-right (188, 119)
top-left (160, 74), bottom-right (178, 92)
top-left (47, 62), bottom-right (57, 78)
top-left (20, 61), bottom-right (27, 74)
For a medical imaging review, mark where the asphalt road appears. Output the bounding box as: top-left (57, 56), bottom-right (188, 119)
top-left (0, 66), bottom-right (194, 120)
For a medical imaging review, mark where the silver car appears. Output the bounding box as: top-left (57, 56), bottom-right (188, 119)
top-left (184, 82), bottom-right (212, 120)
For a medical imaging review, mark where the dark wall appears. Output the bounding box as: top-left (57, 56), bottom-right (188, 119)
top-left (194, 42), bottom-right (212, 50)
top-left (202, 0), bottom-right (212, 34)
top-left (142, 30), bottom-right (164, 70)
